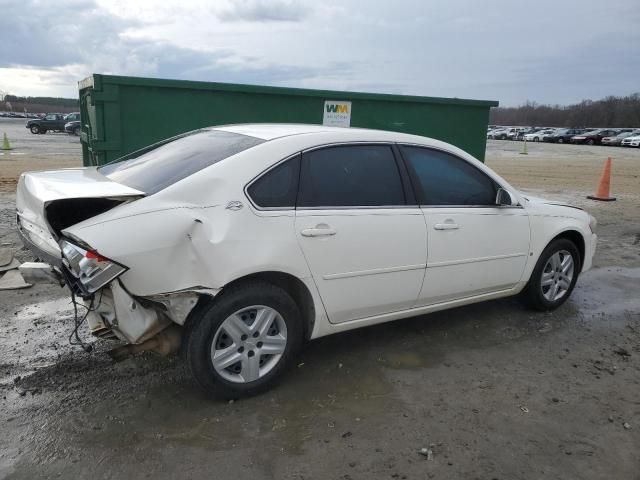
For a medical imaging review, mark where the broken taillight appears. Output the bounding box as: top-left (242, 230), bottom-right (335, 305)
top-left (60, 239), bottom-right (128, 294)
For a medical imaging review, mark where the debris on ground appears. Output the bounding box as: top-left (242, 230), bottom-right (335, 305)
top-left (613, 347), bottom-right (631, 358)
top-left (0, 247), bottom-right (14, 266)
top-left (0, 269), bottom-right (32, 290)
top-left (0, 258), bottom-right (20, 272)
top-left (419, 447), bottom-right (434, 460)
top-left (0, 248), bottom-right (32, 290)
top-left (538, 322), bottom-right (553, 333)
top-left (623, 422), bottom-right (631, 430)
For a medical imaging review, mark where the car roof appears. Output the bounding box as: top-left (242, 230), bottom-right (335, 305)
top-left (212, 123), bottom-right (387, 140)
top-left (208, 123), bottom-right (480, 164)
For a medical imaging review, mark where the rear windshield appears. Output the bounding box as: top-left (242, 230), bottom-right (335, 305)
top-left (98, 130), bottom-right (264, 194)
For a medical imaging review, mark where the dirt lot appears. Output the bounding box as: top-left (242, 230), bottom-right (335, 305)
top-left (0, 118), bottom-right (81, 192)
top-left (1, 119), bottom-right (639, 479)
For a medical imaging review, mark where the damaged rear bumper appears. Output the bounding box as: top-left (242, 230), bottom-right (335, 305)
top-left (85, 281), bottom-right (216, 344)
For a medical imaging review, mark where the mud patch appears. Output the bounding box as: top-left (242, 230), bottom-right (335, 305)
top-left (572, 267), bottom-right (640, 322)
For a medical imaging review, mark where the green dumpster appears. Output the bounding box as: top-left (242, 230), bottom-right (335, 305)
top-left (78, 74), bottom-right (498, 166)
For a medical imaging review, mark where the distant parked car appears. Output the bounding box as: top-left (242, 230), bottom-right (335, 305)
top-left (507, 127), bottom-right (530, 140)
top-left (524, 129), bottom-right (555, 142)
top-left (544, 128), bottom-right (585, 144)
top-left (65, 112), bottom-right (80, 122)
top-left (570, 129), bottom-right (620, 145)
top-left (601, 130), bottom-right (639, 146)
top-left (487, 128), bottom-right (508, 139)
top-left (621, 134), bottom-right (640, 147)
top-left (515, 128), bottom-right (540, 141)
top-left (541, 130), bottom-right (560, 142)
top-left (25, 113), bottom-right (67, 134)
top-left (65, 121), bottom-right (81, 136)
top-left (491, 127), bottom-right (521, 140)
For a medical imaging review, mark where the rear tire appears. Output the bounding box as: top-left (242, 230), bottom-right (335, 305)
top-left (521, 238), bottom-right (580, 311)
top-left (73, 126), bottom-right (80, 136)
top-left (587, 139), bottom-right (595, 145)
top-left (182, 282), bottom-right (303, 400)
top-left (558, 137), bottom-right (564, 144)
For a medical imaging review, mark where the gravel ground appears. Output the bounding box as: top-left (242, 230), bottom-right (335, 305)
top-left (0, 121), bottom-right (639, 479)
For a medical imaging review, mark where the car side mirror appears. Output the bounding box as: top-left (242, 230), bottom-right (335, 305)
top-left (496, 188), bottom-right (516, 206)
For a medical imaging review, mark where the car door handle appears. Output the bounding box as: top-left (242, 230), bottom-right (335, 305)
top-left (434, 222), bottom-right (459, 230)
top-left (301, 226), bottom-right (337, 237)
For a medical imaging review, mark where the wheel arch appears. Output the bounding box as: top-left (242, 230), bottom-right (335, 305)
top-left (546, 229), bottom-right (585, 271)
top-left (192, 271), bottom-right (317, 341)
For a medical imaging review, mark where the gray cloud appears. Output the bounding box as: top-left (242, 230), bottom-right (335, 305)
top-left (218, 0), bottom-right (311, 22)
top-left (0, 0), bottom-right (134, 68)
top-left (0, 0), bottom-right (324, 92)
top-left (0, 0), bottom-right (638, 105)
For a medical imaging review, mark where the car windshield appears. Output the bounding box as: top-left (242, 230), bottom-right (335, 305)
top-left (99, 129), bottom-right (264, 194)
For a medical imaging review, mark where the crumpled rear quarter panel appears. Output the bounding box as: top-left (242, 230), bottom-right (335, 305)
top-left (64, 202), bottom-right (310, 297)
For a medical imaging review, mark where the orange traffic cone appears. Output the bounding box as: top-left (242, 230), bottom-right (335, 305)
top-left (587, 157), bottom-right (616, 201)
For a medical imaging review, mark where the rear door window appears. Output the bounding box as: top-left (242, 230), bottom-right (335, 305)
top-left (247, 155), bottom-right (300, 209)
top-left (298, 145), bottom-right (405, 208)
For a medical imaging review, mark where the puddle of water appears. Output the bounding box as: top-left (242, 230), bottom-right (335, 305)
top-left (572, 267), bottom-right (640, 322)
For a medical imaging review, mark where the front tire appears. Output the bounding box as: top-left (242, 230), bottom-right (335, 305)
top-left (30, 125), bottom-right (40, 134)
top-left (557, 137), bottom-right (564, 144)
top-left (183, 282), bottom-right (303, 400)
top-left (522, 238), bottom-right (580, 311)
top-left (587, 139), bottom-right (595, 145)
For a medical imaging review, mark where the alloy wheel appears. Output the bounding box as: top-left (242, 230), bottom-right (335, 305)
top-left (210, 305), bottom-right (287, 383)
top-left (540, 250), bottom-right (574, 302)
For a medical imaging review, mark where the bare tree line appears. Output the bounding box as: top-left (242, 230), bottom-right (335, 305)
top-left (490, 93), bottom-right (640, 128)
top-left (2, 94), bottom-right (79, 114)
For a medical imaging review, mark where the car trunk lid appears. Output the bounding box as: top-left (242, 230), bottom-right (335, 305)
top-left (16, 167), bottom-right (144, 261)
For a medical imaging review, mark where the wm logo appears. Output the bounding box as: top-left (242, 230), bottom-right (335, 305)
top-left (326, 104), bottom-right (349, 113)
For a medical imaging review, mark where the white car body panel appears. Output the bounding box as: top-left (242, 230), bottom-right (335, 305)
top-left (295, 207), bottom-right (427, 323)
top-left (15, 124), bottom-right (597, 344)
top-left (418, 207), bottom-right (530, 305)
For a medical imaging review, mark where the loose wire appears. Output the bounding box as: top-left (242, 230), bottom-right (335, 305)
top-left (67, 290), bottom-right (103, 353)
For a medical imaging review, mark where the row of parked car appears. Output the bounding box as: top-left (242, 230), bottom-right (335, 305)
top-left (487, 126), bottom-right (640, 147)
top-left (0, 111), bottom-right (42, 119)
top-left (24, 112), bottom-right (81, 136)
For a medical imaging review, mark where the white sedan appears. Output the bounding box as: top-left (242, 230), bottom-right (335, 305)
top-left (621, 134), bottom-right (640, 147)
top-left (16, 124), bottom-right (597, 399)
top-left (523, 129), bottom-right (556, 142)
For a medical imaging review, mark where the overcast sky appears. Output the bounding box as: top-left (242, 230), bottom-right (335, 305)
top-left (0, 0), bottom-right (638, 106)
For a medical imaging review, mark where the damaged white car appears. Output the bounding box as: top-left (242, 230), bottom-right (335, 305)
top-left (16, 124), bottom-right (597, 399)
